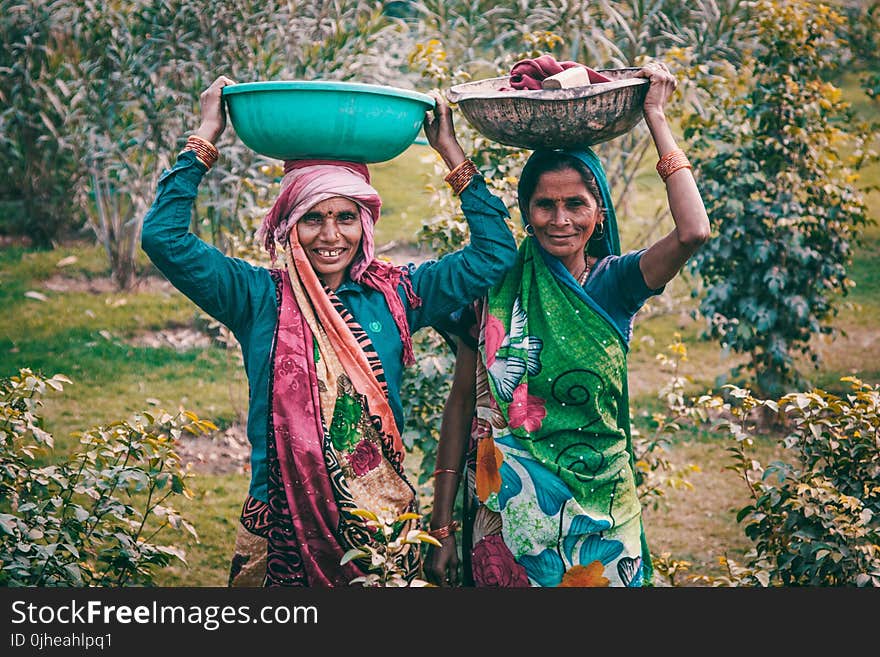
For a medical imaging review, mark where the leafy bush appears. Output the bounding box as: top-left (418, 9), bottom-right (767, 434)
top-left (0, 0), bottom-right (84, 246)
top-left (700, 377), bottom-right (880, 586)
top-left (0, 368), bottom-right (214, 586)
top-left (685, 0), bottom-right (873, 394)
top-left (0, 0), bottom-right (413, 284)
top-left (400, 330), bottom-right (456, 490)
top-left (631, 334), bottom-right (702, 510)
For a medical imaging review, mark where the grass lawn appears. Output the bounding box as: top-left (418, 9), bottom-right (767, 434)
top-left (152, 473), bottom-right (250, 587)
top-left (370, 144), bottom-right (441, 246)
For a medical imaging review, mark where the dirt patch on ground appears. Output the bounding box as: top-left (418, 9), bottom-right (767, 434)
top-left (129, 327), bottom-right (215, 350)
top-left (42, 273), bottom-right (219, 351)
top-left (43, 273), bottom-right (175, 294)
top-left (176, 424), bottom-right (250, 476)
top-left (0, 234), bottom-right (32, 248)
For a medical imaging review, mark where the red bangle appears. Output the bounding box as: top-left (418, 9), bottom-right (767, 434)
top-left (656, 148), bottom-right (692, 183)
top-left (444, 159), bottom-right (478, 195)
top-left (433, 468), bottom-right (461, 478)
top-left (181, 134), bottom-right (219, 169)
top-left (427, 521), bottom-right (459, 540)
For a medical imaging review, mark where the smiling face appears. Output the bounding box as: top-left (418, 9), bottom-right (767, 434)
top-left (526, 167), bottom-right (602, 274)
top-left (295, 196), bottom-right (363, 289)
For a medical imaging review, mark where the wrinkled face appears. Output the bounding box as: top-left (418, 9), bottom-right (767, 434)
top-left (295, 196), bottom-right (363, 289)
top-left (527, 168), bottom-right (601, 267)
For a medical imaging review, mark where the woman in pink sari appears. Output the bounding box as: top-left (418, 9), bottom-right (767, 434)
top-left (142, 76), bottom-right (517, 586)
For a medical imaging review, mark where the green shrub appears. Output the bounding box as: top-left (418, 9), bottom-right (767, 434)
top-left (632, 334), bottom-right (702, 510)
top-left (342, 508), bottom-right (438, 587)
top-left (0, 0), bottom-right (84, 246)
top-left (685, 0), bottom-right (873, 395)
top-left (701, 377), bottom-right (880, 586)
top-left (400, 330), bottom-right (456, 490)
top-left (0, 368), bottom-right (214, 586)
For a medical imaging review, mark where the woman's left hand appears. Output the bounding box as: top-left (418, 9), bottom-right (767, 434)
top-left (635, 61), bottom-right (677, 119)
top-left (425, 535), bottom-right (460, 587)
top-left (195, 75), bottom-right (236, 144)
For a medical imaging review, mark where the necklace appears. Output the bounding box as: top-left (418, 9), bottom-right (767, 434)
top-left (576, 258), bottom-right (592, 286)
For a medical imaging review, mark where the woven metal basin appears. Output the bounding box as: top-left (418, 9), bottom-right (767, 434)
top-left (445, 68), bottom-right (648, 149)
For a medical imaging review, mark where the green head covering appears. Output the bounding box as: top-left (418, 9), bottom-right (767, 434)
top-left (517, 148), bottom-right (621, 258)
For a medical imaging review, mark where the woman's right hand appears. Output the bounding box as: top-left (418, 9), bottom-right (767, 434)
top-left (195, 75), bottom-right (236, 144)
top-left (423, 90), bottom-right (466, 171)
top-left (426, 535), bottom-right (460, 587)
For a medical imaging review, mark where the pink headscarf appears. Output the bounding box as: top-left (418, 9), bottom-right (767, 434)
top-left (258, 159), bottom-right (421, 366)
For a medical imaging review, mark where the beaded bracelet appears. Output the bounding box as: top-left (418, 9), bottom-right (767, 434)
top-left (427, 520), bottom-right (459, 540)
top-left (656, 148), bottom-right (692, 183)
top-left (181, 134), bottom-right (219, 169)
top-left (444, 159), bottom-right (478, 195)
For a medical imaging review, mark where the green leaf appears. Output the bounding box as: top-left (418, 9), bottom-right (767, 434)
top-left (63, 563), bottom-right (84, 586)
top-left (72, 506), bottom-right (90, 522)
top-left (156, 545), bottom-right (187, 564)
top-left (340, 548), bottom-right (368, 565)
top-left (0, 514), bottom-right (18, 535)
top-left (736, 506), bottom-right (755, 523)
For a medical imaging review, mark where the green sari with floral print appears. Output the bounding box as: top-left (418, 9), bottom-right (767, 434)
top-left (464, 148), bottom-right (652, 588)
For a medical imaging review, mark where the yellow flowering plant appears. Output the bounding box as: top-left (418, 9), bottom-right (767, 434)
top-left (341, 508), bottom-right (441, 587)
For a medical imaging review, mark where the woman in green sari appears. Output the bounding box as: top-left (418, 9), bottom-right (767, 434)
top-left (426, 61), bottom-right (710, 587)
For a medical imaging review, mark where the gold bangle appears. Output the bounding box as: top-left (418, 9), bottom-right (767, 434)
top-left (656, 148), bottom-right (691, 183)
top-left (181, 134), bottom-right (219, 169)
top-left (188, 134), bottom-right (217, 150)
top-left (444, 159), bottom-right (478, 195)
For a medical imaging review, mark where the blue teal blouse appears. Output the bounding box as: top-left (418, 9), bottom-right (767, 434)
top-left (142, 151), bottom-right (516, 501)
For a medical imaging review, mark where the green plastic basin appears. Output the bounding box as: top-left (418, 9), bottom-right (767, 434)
top-left (223, 80), bottom-right (435, 163)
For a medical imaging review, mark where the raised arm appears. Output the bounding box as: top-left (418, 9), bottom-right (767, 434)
top-left (426, 339), bottom-right (477, 587)
top-left (635, 62), bottom-right (711, 290)
top-left (407, 94), bottom-right (517, 330)
top-left (141, 75), bottom-right (269, 331)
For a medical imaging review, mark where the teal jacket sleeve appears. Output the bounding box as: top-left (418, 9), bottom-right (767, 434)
top-left (140, 151), bottom-right (273, 335)
top-left (406, 174), bottom-right (516, 331)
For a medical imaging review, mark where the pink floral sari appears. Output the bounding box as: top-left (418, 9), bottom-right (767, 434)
top-left (261, 261), bottom-right (419, 586)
